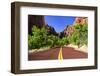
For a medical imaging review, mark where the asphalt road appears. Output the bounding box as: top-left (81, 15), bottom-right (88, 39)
top-left (28, 47), bottom-right (88, 60)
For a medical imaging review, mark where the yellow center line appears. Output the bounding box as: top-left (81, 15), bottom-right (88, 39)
top-left (58, 47), bottom-right (63, 60)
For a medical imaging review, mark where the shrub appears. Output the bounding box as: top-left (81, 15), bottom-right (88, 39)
top-left (28, 25), bottom-right (48, 50)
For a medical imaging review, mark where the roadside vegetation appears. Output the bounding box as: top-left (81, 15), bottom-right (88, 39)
top-left (28, 23), bottom-right (88, 51)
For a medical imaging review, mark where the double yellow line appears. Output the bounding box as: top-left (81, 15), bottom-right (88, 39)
top-left (58, 47), bottom-right (63, 60)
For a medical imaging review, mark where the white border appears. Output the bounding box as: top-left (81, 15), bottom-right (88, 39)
top-left (20, 6), bottom-right (95, 70)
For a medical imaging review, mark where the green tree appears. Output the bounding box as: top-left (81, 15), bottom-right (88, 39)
top-left (28, 25), bottom-right (48, 49)
top-left (47, 35), bottom-right (59, 47)
top-left (68, 23), bottom-right (88, 47)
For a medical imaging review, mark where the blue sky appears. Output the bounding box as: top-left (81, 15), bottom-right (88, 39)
top-left (44, 16), bottom-right (75, 33)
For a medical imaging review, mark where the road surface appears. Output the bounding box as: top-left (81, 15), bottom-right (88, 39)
top-left (28, 47), bottom-right (88, 60)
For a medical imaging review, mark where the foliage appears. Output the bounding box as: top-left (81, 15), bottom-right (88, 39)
top-left (28, 25), bottom-right (48, 49)
top-left (68, 23), bottom-right (88, 47)
top-left (57, 37), bottom-right (69, 46)
top-left (28, 25), bottom-right (69, 50)
top-left (28, 23), bottom-right (88, 50)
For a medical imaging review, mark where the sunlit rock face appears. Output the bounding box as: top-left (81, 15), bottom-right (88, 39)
top-left (28, 15), bottom-right (88, 37)
top-left (63, 17), bottom-right (88, 37)
top-left (74, 17), bottom-right (88, 25)
top-left (64, 25), bottom-right (75, 36)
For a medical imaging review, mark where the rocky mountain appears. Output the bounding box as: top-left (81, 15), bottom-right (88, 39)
top-left (28, 15), bottom-right (58, 36)
top-left (63, 17), bottom-right (88, 37)
top-left (45, 24), bottom-right (58, 36)
top-left (28, 15), bottom-right (87, 38)
top-left (74, 17), bottom-right (88, 25)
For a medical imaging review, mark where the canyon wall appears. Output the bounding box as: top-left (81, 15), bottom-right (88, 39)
top-left (64, 17), bottom-right (88, 36)
top-left (28, 15), bottom-right (45, 34)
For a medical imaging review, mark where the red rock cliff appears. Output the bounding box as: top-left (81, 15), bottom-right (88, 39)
top-left (64, 17), bottom-right (88, 36)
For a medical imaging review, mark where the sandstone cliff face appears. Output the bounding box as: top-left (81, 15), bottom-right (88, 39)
top-left (28, 15), bottom-right (57, 35)
top-left (74, 17), bottom-right (88, 25)
top-left (28, 15), bottom-right (88, 37)
top-left (64, 17), bottom-right (88, 37)
top-left (64, 25), bottom-right (75, 36)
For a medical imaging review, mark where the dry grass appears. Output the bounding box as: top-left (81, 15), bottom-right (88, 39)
top-left (66, 44), bottom-right (88, 53)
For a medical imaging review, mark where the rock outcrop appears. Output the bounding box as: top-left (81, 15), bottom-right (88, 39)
top-left (28, 15), bottom-right (58, 36)
top-left (28, 15), bottom-right (45, 34)
top-left (74, 17), bottom-right (88, 25)
top-left (28, 15), bottom-right (88, 37)
top-left (63, 17), bottom-right (88, 37)
top-left (46, 24), bottom-right (58, 36)
top-left (64, 25), bottom-right (75, 36)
